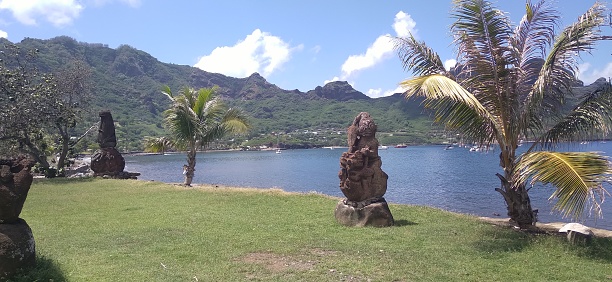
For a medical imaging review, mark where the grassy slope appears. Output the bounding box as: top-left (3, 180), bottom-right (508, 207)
top-left (13, 178), bottom-right (612, 281)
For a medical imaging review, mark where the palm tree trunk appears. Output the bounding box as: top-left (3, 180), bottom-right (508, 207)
top-left (184, 147), bottom-right (196, 186)
top-left (495, 173), bottom-right (535, 228)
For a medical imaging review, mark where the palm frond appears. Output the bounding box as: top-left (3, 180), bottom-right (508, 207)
top-left (393, 34), bottom-right (447, 76)
top-left (514, 151), bottom-right (611, 219)
top-left (401, 74), bottom-right (500, 144)
top-left (510, 0), bottom-right (558, 96)
top-left (161, 85), bottom-right (173, 99)
top-left (536, 84), bottom-right (612, 148)
top-left (452, 0), bottom-right (512, 84)
top-left (531, 2), bottom-right (608, 104)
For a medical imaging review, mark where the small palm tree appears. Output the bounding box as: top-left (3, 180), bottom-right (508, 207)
top-left (161, 85), bottom-right (250, 186)
top-left (394, 0), bottom-right (612, 227)
top-left (143, 136), bottom-right (175, 155)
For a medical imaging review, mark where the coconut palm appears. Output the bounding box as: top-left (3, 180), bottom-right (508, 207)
top-left (394, 0), bottom-right (612, 227)
top-left (161, 86), bottom-right (250, 186)
top-left (143, 136), bottom-right (175, 155)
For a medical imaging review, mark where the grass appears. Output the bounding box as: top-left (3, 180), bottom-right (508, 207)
top-left (9, 178), bottom-right (612, 281)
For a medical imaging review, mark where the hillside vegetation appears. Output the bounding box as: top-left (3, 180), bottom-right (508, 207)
top-left (5, 36), bottom-right (608, 150)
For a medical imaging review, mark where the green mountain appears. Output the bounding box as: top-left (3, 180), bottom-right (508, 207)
top-left (7, 36), bottom-right (608, 150)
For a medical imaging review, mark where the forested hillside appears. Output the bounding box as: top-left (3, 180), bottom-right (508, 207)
top-left (5, 36), bottom-right (608, 150)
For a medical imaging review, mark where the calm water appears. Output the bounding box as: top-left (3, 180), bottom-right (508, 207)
top-left (125, 143), bottom-right (612, 229)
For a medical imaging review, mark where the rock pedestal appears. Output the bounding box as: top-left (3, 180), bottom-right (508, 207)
top-left (0, 156), bottom-right (36, 279)
top-left (334, 199), bottom-right (394, 227)
top-left (91, 147), bottom-right (125, 176)
top-left (335, 112), bottom-right (394, 227)
top-left (0, 219), bottom-right (36, 278)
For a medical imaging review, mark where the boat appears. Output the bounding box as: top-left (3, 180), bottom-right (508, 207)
top-left (444, 145), bottom-right (453, 150)
top-left (378, 145), bottom-right (388, 150)
top-left (275, 149), bottom-right (282, 154)
top-left (394, 144), bottom-right (407, 148)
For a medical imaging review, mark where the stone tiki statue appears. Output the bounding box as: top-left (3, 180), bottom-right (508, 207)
top-left (335, 112), bottom-right (394, 227)
top-left (0, 156), bottom-right (36, 279)
top-left (91, 111), bottom-right (126, 177)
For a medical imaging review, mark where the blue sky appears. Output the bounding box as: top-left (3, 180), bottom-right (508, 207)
top-left (0, 0), bottom-right (610, 98)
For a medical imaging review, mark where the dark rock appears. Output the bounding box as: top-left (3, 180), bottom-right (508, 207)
top-left (91, 147), bottom-right (125, 175)
top-left (0, 156), bottom-right (35, 224)
top-left (97, 111), bottom-right (117, 148)
top-left (334, 199), bottom-right (394, 227)
top-left (0, 218), bottom-right (36, 279)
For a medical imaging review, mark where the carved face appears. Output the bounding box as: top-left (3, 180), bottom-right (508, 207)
top-left (358, 118), bottom-right (376, 137)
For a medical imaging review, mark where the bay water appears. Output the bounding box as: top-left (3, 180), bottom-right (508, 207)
top-left (124, 143), bottom-right (612, 229)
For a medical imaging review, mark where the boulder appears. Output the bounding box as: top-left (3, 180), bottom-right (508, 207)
top-left (91, 147), bottom-right (125, 176)
top-left (334, 199), bottom-right (394, 227)
top-left (0, 219), bottom-right (36, 279)
top-left (559, 223), bottom-right (594, 244)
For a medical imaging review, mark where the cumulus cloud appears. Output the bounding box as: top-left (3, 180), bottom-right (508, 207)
top-left (578, 62), bottom-right (612, 85)
top-left (0, 29), bottom-right (7, 38)
top-left (444, 59), bottom-right (457, 71)
top-left (367, 86), bottom-right (405, 98)
top-left (328, 11), bottom-right (418, 98)
top-left (0, 0), bottom-right (83, 26)
top-left (194, 29), bottom-right (302, 78)
top-left (393, 11), bottom-right (417, 38)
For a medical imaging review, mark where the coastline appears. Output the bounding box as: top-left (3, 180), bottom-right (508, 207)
top-left (169, 182), bottom-right (612, 238)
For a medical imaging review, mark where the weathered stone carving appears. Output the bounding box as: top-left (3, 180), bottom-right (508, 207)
top-left (91, 111), bottom-right (138, 179)
top-left (335, 112), bottom-right (394, 227)
top-left (97, 111), bottom-right (117, 148)
top-left (0, 156), bottom-right (36, 279)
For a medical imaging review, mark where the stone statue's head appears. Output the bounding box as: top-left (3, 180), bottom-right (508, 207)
top-left (356, 113), bottom-right (376, 137)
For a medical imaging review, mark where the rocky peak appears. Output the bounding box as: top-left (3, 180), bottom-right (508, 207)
top-left (307, 81), bottom-right (370, 101)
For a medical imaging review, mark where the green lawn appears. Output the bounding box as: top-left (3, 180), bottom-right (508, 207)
top-left (11, 178), bottom-right (612, 281)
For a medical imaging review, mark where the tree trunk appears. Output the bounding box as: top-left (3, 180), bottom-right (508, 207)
top-left (57, 135), bottom-right (70, 173)
top-left (495, 173), bottom-right (535, 228)
top-left (184, 148), bottom-right (196, 186)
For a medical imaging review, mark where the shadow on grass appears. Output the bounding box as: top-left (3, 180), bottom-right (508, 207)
top-left (577, 237), bottom-right (612, 262)
top-left (33, 176), bottom-right (95, 185)
top-left (472, 227), bottom-right (531, 254)
top-left (9, 256), bottom-right (66, 282)
top-left (394, 219), bottom-right (417, 227)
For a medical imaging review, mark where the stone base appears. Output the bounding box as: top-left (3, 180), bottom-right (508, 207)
top-left (0, 218), bottom-right (36, 279)
top-left (334, 198), bottom-right (394, 227)
top-left (91, 147), bottom-right (125, 175)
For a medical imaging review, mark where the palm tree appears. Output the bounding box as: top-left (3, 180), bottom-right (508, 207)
top-left (143, 136), bottom-right (175, 155)
top-left (394, 0), bottom-right (612, 227)
top-left (161, 86), bottom-right (250, 186)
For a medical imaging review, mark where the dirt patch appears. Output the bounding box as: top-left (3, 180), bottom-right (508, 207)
top-left (239, 252), bottom-right (316, 272)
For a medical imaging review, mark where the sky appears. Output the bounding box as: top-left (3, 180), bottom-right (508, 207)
top-left (0, 0), bottom-right (610, 98)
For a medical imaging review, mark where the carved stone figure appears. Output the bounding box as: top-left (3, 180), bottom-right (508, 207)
top-left (97, 111), bottom-right (117, 148)
top-left (335, 112), bottom-right (394, 227)
top-left (91, 111), bottom-right (138, 179)
top-left (0, 156), bottom-right (36, 279)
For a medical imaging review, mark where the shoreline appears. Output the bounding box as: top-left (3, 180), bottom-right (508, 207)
top-left (169, 182), bottom-right (612, 237)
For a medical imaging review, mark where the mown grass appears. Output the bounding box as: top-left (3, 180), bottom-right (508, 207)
top-left (10, 178), bottom-right (612, 281)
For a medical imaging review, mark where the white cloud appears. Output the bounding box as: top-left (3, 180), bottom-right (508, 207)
top-left (194, 29), bottom-right (301, 78)
top-left (332, 10), bottom-right (418, 98)
top-left (444, 59), bottom-right (457, 71)
top-left (578, 62), bottom-right (612, 85)
top-left (366, 86), bottom-right (404, 98)
top-left (340, 35), bottom-right (394, 79)
top-left (393, 11), bottom-right (417, 38)
top-left (0, 0), bottom-right (83, 26)
top-left (0, 29), bottom-right (7, 38)
top-left (323, 76), bottom-right (340, 85)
